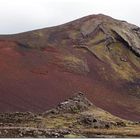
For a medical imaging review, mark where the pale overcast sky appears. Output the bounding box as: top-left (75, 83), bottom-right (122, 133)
top-left (0, 0), bottom-right (140, 34)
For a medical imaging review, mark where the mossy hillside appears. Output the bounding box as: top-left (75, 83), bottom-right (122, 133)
top-left (89, 42), bottom-right (139, 81)
top-left (108, 42), bottom-right (139, 81)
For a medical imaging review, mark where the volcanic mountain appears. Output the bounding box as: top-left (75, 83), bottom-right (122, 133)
top-left (0, 14), bottom-right (139, 121)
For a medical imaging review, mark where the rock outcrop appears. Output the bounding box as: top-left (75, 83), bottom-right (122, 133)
top-left (44, 92), bottom-right (93, 115)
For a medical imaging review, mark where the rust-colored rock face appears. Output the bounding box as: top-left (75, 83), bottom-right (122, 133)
top-left (0, 14), bottom-right (140, 121)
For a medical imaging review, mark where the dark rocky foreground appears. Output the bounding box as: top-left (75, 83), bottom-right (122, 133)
top-left (0, 92), bottom-right (140, 138)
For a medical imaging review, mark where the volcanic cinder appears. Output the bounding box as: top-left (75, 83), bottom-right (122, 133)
top-left (0, 14), bottom-right (139, 121)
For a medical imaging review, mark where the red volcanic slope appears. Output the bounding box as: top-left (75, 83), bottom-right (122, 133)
top-left (0, 14), bottom-right (140, 121)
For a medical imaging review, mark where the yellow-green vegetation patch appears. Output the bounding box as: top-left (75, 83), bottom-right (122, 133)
top-left (108, 42), bottom-right (139, 81)
top-left (81, 106), bottom-right (129, 124)
top-left (110, 60), bottom-right (137, 81)
top-left (60, 55), bottom-right (90, 74)
top-left (89, 41), bottom-right (139, 81)
top-left (88, 43), bottom-right (106, 61)
top-left (127, 48), bottom-right (140, 69)
top-left (61, 40), bottom-right (68, 47)
top-left (41, 114), bottom-right (78, 129)
top-left (74, 47), bottom-right (88, 53)
top-left (88, 31), bottom-right (106, 45)
top-left (33, 32), bottom-right (44, 37)
top-left (27, 42), bottom-right (39, 49)
top-left (63, 56), bottom-right (84, 64)
top-left (69, 30), bottom-right (80, 40)
top-left (64, 134), bottom-right (86, 138)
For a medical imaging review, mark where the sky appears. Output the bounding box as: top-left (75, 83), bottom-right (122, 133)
top-left (0, 0), bottom-right (140, 34)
